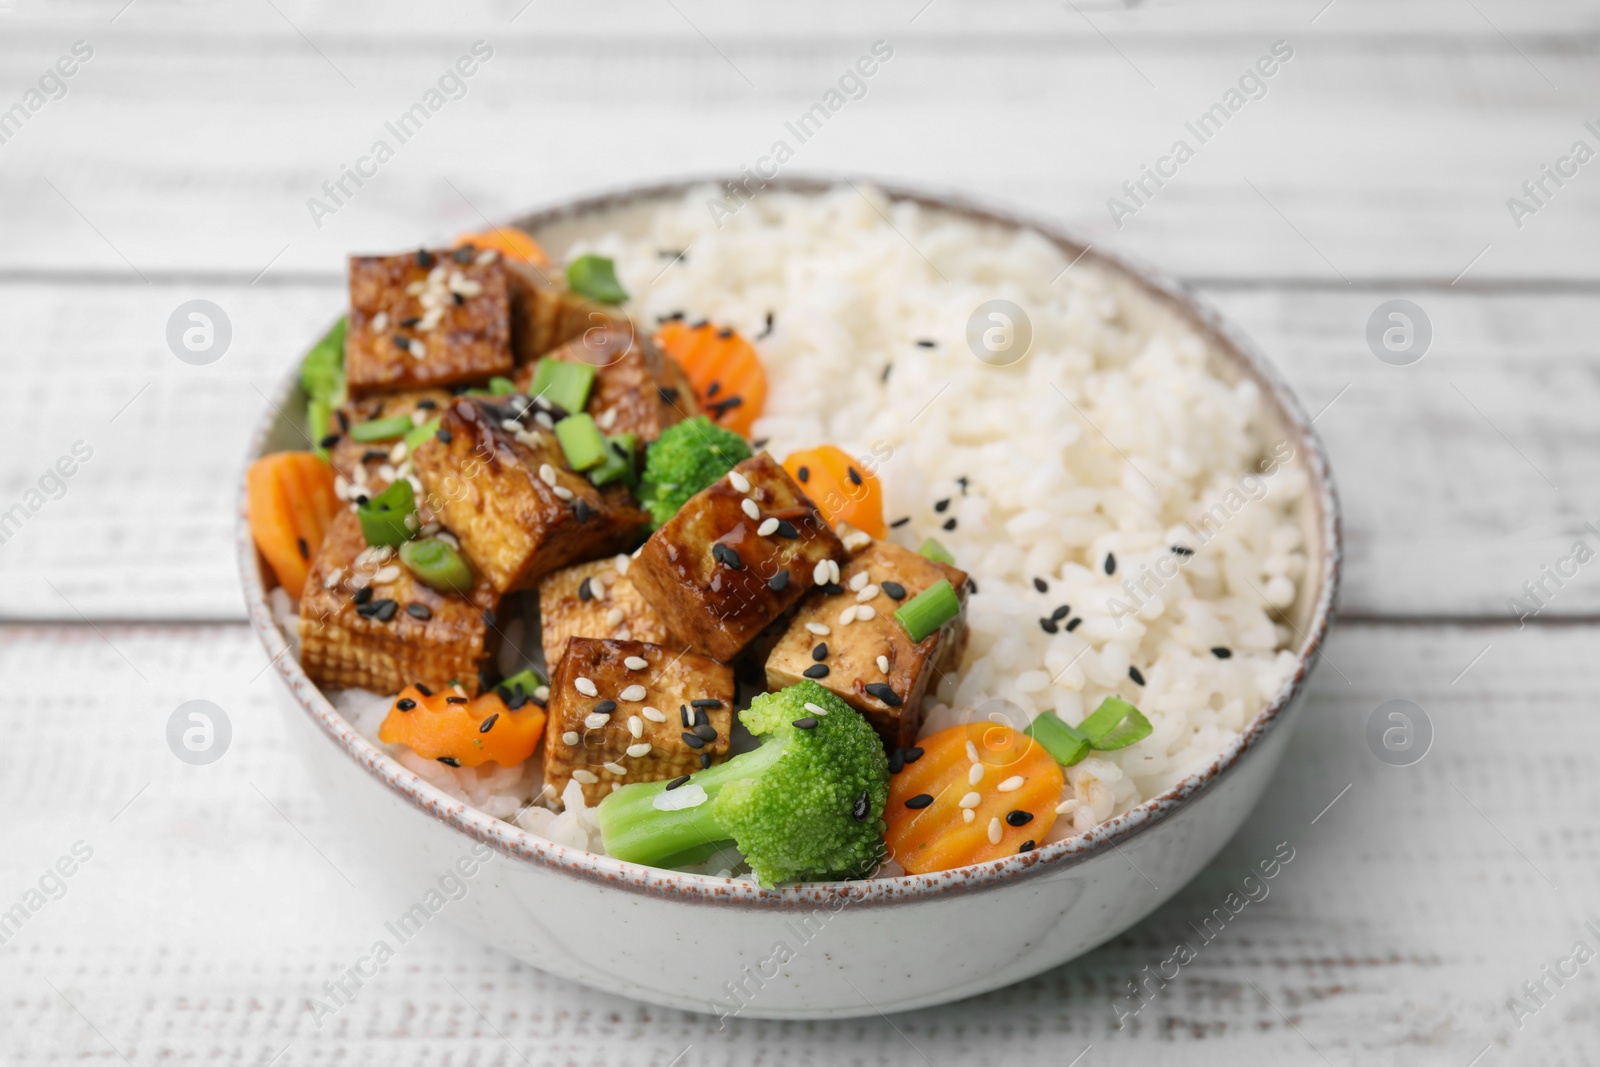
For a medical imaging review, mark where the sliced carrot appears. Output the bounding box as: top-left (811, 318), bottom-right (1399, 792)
top-left (885, 722), bottom-right (1063, 874)
top-left (652, 320), bottom-right (768, 437)
top-left (782, 445), bottom-right (886, 538)
top-left (378, 685), bottom-right (546, 769)
top-left (246, 451), bottom-right (339, 596)
top-left (454, 226), bottom-right (549, 268)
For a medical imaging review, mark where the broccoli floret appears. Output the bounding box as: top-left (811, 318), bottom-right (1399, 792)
top-left (595, 681), bottom-right (890, 886)
top-left (638, 416), bottom-right (752, 528)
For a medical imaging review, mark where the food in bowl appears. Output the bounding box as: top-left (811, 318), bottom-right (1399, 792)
top-left (247, 185), bottom-right (1310, 888)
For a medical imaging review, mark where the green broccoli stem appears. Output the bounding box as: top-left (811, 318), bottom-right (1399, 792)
top-left (596, 734), bottom-right (790, 869)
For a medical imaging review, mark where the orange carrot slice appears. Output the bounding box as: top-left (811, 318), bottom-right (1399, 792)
top-left (885, 722), bottom-right (1063, 874)
top-left (454, 226), bottom-right (549, 268)
top-left (246, 451), bottom-right (339, 596)
top-left (378, 685), bottom-right (546, 769)
top-left (783, 445), bottom-right (886, 538)
top-left (652, 320), bottom-right (767, 437)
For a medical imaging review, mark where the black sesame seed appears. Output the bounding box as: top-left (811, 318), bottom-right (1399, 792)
top-left (574, 498), bottom-right (592, 524)
top-left (957, 476), bottom-right (970, 493)
top-left (415, 684), bottom-right (433, 696)
top-left (717, 327), bottom-right (733, 339)
top-left (416, 249), bottom-right (435, 267)
top-left (417, 399), bottom-right (437, 410)
top-left (694, 723), bottom-right (719, 741)
top-left (318, 433), bottom-right (340, 449)
top-left (1129, 666), bottom-right (1145, 686)
top-left (768, 569), bottom-right (791, 592)
top-left (711, 542), bottom-right (744, 570)
top-left (436, 756), bottom-right (460, 767)
top-left (680, 705), bottom-right (691, 728)
top-left (774, 520), bottom-right (799, 539)
top-left (864, 682), bottom-right (902, 706)
top-left (803, 664), bottom-right (830, 679)
top-left (666, 775), bottom-right (691, 791)
top-left (446, 695), bottom-right (468, 704)
top-left (482, 609), bottom-right (496, 626)
top-left (1051, 604), bottom-right (1072, 622)
top-left (889, 516), bottom-right (911, 529)
top-left (905, 793), bottom-right (934, 809)
top-left (1033, 577), bottom-right (1048, 593)
top-left (1039, 617), bottom-right (1059, 634)
top-left (820, 582), bottom-right (844, 596)
top-left (594, 700), bottom-right (617, 715)
top-left (847, 466), bottom-right (863, 486)
top-left (693, 707), bottom-right (708, 727)
top-left (657, 386), bottom-right (680, 404)
top-left (400, 316), bottom-right (422, 328)
top-left (751, 438), bottom-right (769, 450)
top-left (578, 578), bottom-right (594, 601)
top-left (903, 746), bottom-right (924, 763)
top-left (437, 428), bottom-right (453, 444)
top-left (942, 518), bottom-right (957, 531)
top-left (297, 537), bottom-right (310, 560)
top-left (812, 643), bottom-right (828, 661)
top-left (888, 749), bottom-right (905, 774)
top-left (706, 380), bottom-right (721, 398)
top-left (881, 363), bottom-right (893, 382)
top-left (881, 581), bottom-right (907, 600)
top-left (1211, 647), bottom-right (1233, 659)
top-left (354, 494), bottom-right (369, 506)
top-left (792, 717), bottom-right (818, 730)
top-left (1006, 810), bottom-right (1035, 827)
top-left (396, 698), bottom-right (416, 711)
top-left (478, 713), bottom-right (499, 733)
top-left (758, 311), bottom-right (774, 339)
top-left (1065, 617), bottom-right (1082, 632)
top-left (1018, 840), bottom-right (1036, 854)
top-left (915, 339), bottom-right (935, 348)
top-left (691, 698), bottom-right (723, 709)
top-left (373, 599), bottom-right (398, 621)
top-left (336, 409), bottom-right (351, 432)
top-left (1172, 544), bottom-right (1194, 556)
top-left (934, 498), bottom-right (951, 513)
top-left (1105, 553), bottom-right (1117, 575)
top-left (407, 603), bottom-right (432, 620)
top-left (393, 335), bottom-right (411, 352)
top-left (796, 465), bottom-right (809, 483)
top-left (681, 731), bottom-right (706, 750)
top-left (967, 578), bottom-right (979, 594)
top-left (708, 396), bottom-right (743, 418)
top-left (852, 789), bottom-right (871, 821)
top-left (452, 246), bottom-right (474, 264)
top-left (453, 292), bottom-right (465, 306)
top-left (700, 753), bottom-right (713, 769)
top-left (361, 449), bottom-right (387, 463)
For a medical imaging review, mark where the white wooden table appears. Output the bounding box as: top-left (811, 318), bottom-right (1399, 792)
top-left (3, 2), bottom-right (1597, 1063)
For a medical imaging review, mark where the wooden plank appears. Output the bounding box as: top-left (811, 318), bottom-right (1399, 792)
top-left (1, 279), bottom-right (1592, 621)
top-left (0, 14), bottom-right (1597, 281)
top-left (0, 621), bottom-right (1590, 1064)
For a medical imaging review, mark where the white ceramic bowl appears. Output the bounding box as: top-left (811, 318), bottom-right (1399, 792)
top-left (239, 176), bottom-right (1341, 1020)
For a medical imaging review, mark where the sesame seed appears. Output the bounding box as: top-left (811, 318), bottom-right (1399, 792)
top-left (853, 790), bottom-right (871, 821)
top-left (1039, 617), bottom-right (1059, 635)
top-left (803, 664), bottom-right (830, 679)
top-left (741, 498), bottom-right (761, 520)
top-left (539, 463), bottom-right (558, 486)
top-left (1105, 552), bottom-right (1117, 575)
top-left (619, 684), bottom-right (648, 702)
top-left (606, 607), bottom-right (624, 627)
top-left (959, 792), bottom-right (982, 809)
top-left (968, 764), bottom-right (984, 786)
top-left (553, 486), bottom-right (574, 501)
top-left (406, 603), bottom-right (432, 620)
top-left (681, 731), bottom-right (707, 749)
top-left (1033, 577), bottom-right (1048, 593)
top-left (813, 561), bottom-right (831, 585)
top-left (838, 605), bottom-right (859, 625)
top-left (757, 517), bottom-right (780, 536)
top-left (876, 654), bottom-right (890, 673)
top-left (373, 565), bottom-right (400, 584)
top-left (574, 677), bottom-right (598, 697)
top-left (680, 705), bottom-right (691, 727)
top-left (562, 731), bottom-right (580, 745)
top-left (768, 569), bottom-right (791, 592)
top-left (805, 622), bottom-right (831, 636)
top-left (624, 656), bottom-right (648, 670)
top-left (1018, 840), bottom-right (1037, 853)
top-left (848, 572), bottom-right (868, 592)
top-left (934, 498), bottom-right (950, 513)
top-left (574, 499), bottom-right (592, 523)
top-left (1006, 810), bottom-right (1035, 826)
top-left (998, 775), bottom-right (1025, 792)
top-left (603, 762), bottom-right (627, 775)
top-left (478, 714), bottom-right (498, 733)
top-left (881, 580), bottom-right (906, 600)
top-left (691, 698), bottom-right (723, 709)
top-left (856, 605), bottom-right (877, 622)
top-left (1066, 617), bottom-right (1082, 632)
top-left (856, 584), bottom-right (879, 602)
top-left (942, 517), bottom-right (957, 531)
top-left (712, 542), bottom-right (744, 570)
top-left (700, 753), bottom-right (712, 768)
top-left (1129, 666), bottom-right (1146, 686)
top-left (792, 717), bottom-right (818, 730)
top-left (905, 794), bottom-right (934, 809)
top-left (1172, 544), bottom-right (1195, 556)
top-left (593, 700), bottom-right (617, 714)
top-left (963, 809), bottom-right (976, 824)
top-left (666, 775), bottom-right (690, 790)
top-left (728, 470), bottom-right (751, 493)
top-left (626, 743), bottom-right (652, 758)
top-left (396, 698), bottom-right (416, 711)
top-left (966, 741), bottom-right (980, 763)
top-left (812, 643), bottom-right (828, 661)
top-left (1051, 604), bottom-right (1072, 622)
top-left (1211, 647), bottom-right (1233, 659)
top-left (446, 695), bottom-right (468, 704)
top-left (803, 701), bottom-right (829, 717)
top-left (415, 684), bottom-right (433, 696)
top-left (627, 716), bottom-right (643, 738)
top-left (437, 756), bottom-right (460, 767)
top-left (641, 706), bottom-right (666, 722)
top-left (903, 746), bottom-right (923, 763)
top-left (847, 466), bottom-right (862, 486)
top-left (988, 817), bottom-right (1003, 844)
top-left (584, 713), bottom-right (610, 730)
top-left (827, 560), bottom-right (841, 584)
top-left (796, 465), bottom-right (809, 483)
top-left (774, 520), bottom-right (800, 539)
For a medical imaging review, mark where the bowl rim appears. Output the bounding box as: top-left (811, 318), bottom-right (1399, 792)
top-left (237, 173), bottom-right (1342, 910)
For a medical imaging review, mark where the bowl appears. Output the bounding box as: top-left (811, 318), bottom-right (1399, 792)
top-left (239, 175), bottom-right (1341, 1020)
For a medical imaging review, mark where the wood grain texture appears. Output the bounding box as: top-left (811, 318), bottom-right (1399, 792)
top-left (0, 623), bottom-right (1592, 1065)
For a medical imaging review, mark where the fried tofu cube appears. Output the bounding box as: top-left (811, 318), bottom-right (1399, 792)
top-left (543, 637), bottom-right (734, 805)
top-left (628, 453), bottom-right (847, 662)
top-left (536, 557), bottom-right (670, 668)
top-left (513, 325), bottom-right (697, 449)
top-left (345, 249), bottom-right (513, 395)
top-left (502, 258), bottom-right (624, 364)
top-left (764, 540), bottom-right (968, 749)
top-left (298, 510), bottom-right (501, 696)
top-left (326, 389), bottom-right (452, 498)
top-left (411, 397), bottom-right (647, 594)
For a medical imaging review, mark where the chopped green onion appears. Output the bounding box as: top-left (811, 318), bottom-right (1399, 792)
top-left (555, 413), bottom-right (606, 471)
top-left (496, 667), bottom-right (545, 699)
top-left (1024, 711), bottom-right (1091, 766)
top-left (403, 416), bottom-right (441, 452)
top-left (588, 433), bottom-right (638, 487)
top-left (566, 254), bottom-right (628, 305)
top-left (357, 479), bottom-right (416, 548)
top-left (307, 395), bottom-right (333, 457)
top-left (398, 536), bottom-right (473, 593)
top-left (299, 317), bottom-right (346, 402)
top-left (917, 537), bottom-right (955, 565)
top-left (1075, 696), bottom-right (1152, 751)
top-left (894, 579), bottom-right (961, 643)
top-left (528, 357), bottom-right (596, 416)
top-left (488, 376), bottom-right (518, 396)
top-left (350, 415), bottom-right (414, 443)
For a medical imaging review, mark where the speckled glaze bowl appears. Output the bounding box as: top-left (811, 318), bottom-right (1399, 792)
top-left (239, 176), bottom-right (1340, 1020)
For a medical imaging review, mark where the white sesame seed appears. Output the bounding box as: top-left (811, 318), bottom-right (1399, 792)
top-left (966, 740), bottom-right (980, 763)
top-left (606, 608), bottom-right (625, 627)
top-left (968, 764), bottom-right (984, 786)
top-left (404, 280), bottom-right (425, 296)
top-left (757, 517), bottom-right (779, 537)
top-left (876, 654), bottom-right (890, 674)
top-left (596, 408), bottom-right (618, 431)
top-left (538, 463), bottom-right (558, 486)
top-left (377, 463), bottom-right (397, 482)
top-left (959, 792), bottom-right (981, 809)
top-left (561, 731), bottom-right (580, 746)
top-left (998, 776), bottom-right (1025, 793)
top-left (963, 809), bottom-right (976, 824)
top-left (641, 706), bottom-right (666, 722)
top-left (838, 605), bottom-right (858, 625)
top-left (741, 498), bottom-right (761, 520)
top-left (372, 565), bottom-right (400, 584)
top-left (420, 522), bottom-right (441, 536)
top-left (614, 553), bottom-right (631, 575)
top-left (552, 485), bottom-right (575, 501)
top-left (827, 559), bottom-right (841, 584)
top-left (842, 529), bottom-right (872, 552)
top-left (534, 411), bottom-right (554, 430)
top-left (727, 469), bottom-right (751, 493)
top-left (476, 248), bottom-right (499, 266)
top-left (1056, 798), bottom-right (1080, 815)
top-left (571, 769), bottom-right (598, 784)
top-left (626, 743), bottom-right (652, 758)
top-left (403, 512), bottom-right (420, 532)
top-left (619, 684), bottom-right (647, 702)
top-left (372, 311), bottom-right (389, 332)
top-left (804, 622), bottom-right (831, 636)
top-left (410, 340), bottom-right (427, 361)
top-left (533, 685), bottom-right (549, 702)
top-left (803, 701), bottom-right (829, 717)
top-left (500, 419), bottom-right (522, 432)
top-left (812, 561), bottom-right (830, 585)
top-left (584, 713), bottom-right (610, 730)
top-left (323, 567), bottom-right (344, 589)
top-left (849, 572), bottom-right (869, 592)
top-left (627, 716), bottom-right (643, 738)
top-left (574, 676), bottom-right (598, 697)
top-left (453, 278), bottom-right (483, 298)
top-left (624, 656), bottom-right (649, 671)
top-left (603, 761), bottom-right (627, 775)
top-left (856, 584), bottom-right (879, 602)
top-left (988, 817), bottom-right (1003, 844)
top-left (410, 408), bottom-right (429, 427)
top-left (856, 605), bottom-right (877, 621)
top-left (437, 531), bottom-right (461, 550)
top-left (334, 475), bottom-right (350, 500)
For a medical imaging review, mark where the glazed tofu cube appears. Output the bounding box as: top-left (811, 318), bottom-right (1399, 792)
top-left (543, 637), bottom-right (735, 805)
top-left (411, 397), bottom-right (647, 593)
top-left (502, 258), bottom-right (624, 364)
top-left (345, 249), bottom-right (513, 395)
top-left (298, 510), bottom-right (500, 696)
top-left (513, 324), bottom-right (697, 449)
top-left (764, 540), bottom-right (968, 749)
top-left (628, 453), bottom-right (847, 662)
top-left (536, 556), bottom-right (670, 668)
top-left (326, 389), bottom-right (451, 498)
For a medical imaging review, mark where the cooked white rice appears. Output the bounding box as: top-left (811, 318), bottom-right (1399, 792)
top-left (299, 184), bottom-right (1309, 870)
